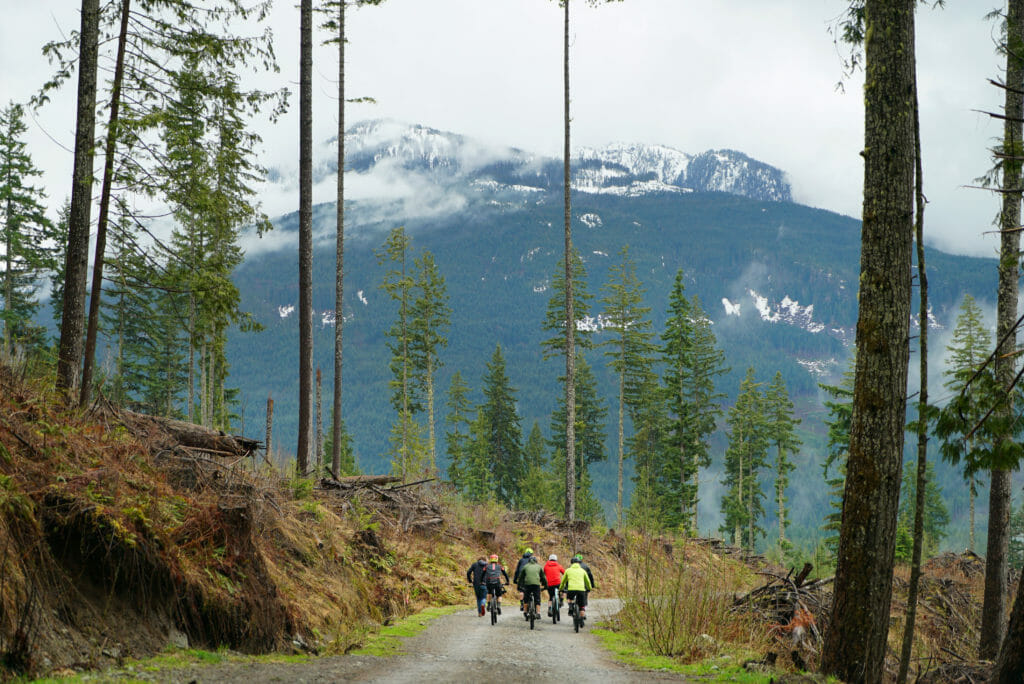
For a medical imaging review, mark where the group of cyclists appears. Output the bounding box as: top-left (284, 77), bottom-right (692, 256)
top-left (465, 548), bottom-right (594, 625)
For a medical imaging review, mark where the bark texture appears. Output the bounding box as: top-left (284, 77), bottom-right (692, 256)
top-left (332, 0), bottom-right (346, 481)
top-left (562, 0), bottom-right (576, 521)
top-left (820, 2), bottom-right (916, 681)
top-left (296, 0), bottom-right (314, 476)
top-left (983, 0), bottom-right (1024, 660)
top-left (56, 0), bottom-right (101, 396)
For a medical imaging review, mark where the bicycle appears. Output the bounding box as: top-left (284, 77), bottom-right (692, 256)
top-left (550, 587), bottom-right (560, 624)
top-left (486, 584), bottom-right (504, 626)
top-left (567, 596), bottom-right (584, 632)
top-left (526, 590), bottom-right (538, 630)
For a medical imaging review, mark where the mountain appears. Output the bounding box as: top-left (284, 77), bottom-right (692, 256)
top-left (229, 120), bottom-right (997, 547)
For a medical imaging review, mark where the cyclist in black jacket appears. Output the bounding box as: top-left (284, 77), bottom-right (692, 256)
top-left (466, 557), bottom-right (488, 616)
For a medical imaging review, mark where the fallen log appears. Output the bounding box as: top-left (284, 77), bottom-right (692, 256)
top-left (319, 474), bottom-right (402, 489)
top-left (120, 410), bottom-right (260, 456)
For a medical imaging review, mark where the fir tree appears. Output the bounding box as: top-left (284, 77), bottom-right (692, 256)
top-left (765, 371), bottom-right (801, 547)
top-left (894, 460), bottom-right (949, 563)
top-left (518, 421), bottom-right (555, 511)
top-left (409, 250), bottom-right (450, 475)
top-left (0, 101), bottom-right (56, 356)
top-left (820, 359), bottom-right (855, 557)
top-left (599, 244), bottom-right (656, 527)
top-left (480, 344), bottom-right (524, 506)
top-left (720, 368), bottom-right (769, 549)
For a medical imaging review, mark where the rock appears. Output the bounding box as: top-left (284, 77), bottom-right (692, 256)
top-left (169, 627), bottom-right (189, 649)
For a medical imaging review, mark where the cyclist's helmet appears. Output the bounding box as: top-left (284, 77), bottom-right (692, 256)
top-left (571, 555), bottom-right (582, 564)
top-left (489, 554), bottom-right (498, 561)
top-left (549, 554), bottom-right (557, 561)
top-left (525, 548), bottom-right (533, 556)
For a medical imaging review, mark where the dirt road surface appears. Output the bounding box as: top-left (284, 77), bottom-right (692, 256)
top-left (109, 599), bottom-right (688, 682)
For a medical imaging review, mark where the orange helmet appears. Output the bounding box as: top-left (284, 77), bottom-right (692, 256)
top-left (489, 554), bottom-right (498, 561)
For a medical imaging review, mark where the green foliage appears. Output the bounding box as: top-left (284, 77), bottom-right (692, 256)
top-left (443, 371), bottom-right (472, 487)
top-left (541, 249), bottom-right (594, 360)
top-left (479, 344), bottom-right (524, 506)
top-left (819, 358), bottom-right (855, 558)
top-left (765, 371), bottom-right (801, 545)
top-left (1011, 497), bottom-right (1024, 570)
top-left (0, 101), bottom-right (57, 357)
top-left (894, 460), bottom-right (949, 563)
top-left (720, 368), bottom-right (770, 549)
top-left (290, 474), bottom-right (314, 500)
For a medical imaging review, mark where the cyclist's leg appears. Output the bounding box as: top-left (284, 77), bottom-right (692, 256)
top-left (579, 589), bottom-right (588, 617)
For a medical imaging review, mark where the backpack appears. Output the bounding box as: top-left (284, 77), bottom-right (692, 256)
top-left (484, 562), bottom-right (503, 583)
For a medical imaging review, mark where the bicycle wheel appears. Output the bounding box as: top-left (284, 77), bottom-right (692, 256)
top-left (490, 596), bottom-right (497, 625)
top-left (552, 592), bottom-right (558, 624)
top-left (528, 596), bottom-right (536, 630)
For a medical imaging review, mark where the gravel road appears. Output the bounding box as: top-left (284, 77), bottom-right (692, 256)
top-left (108, 599), bottom-right (688, 683)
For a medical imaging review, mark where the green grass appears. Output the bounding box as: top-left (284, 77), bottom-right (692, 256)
top-left (350, 604), bottom-right (466, 657)
top-left (592, 626), bottom-right (773, 683)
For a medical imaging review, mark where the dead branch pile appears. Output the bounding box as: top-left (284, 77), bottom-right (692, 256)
top-left (508, 509), bottom-right (590, 537)
top-left (732, 565), bottom-right (834, 667)
top-left (915, 662), bottom-right (990, 684)
top-left (318, 476), bottom-right (443, 532)
top-left (923, 550), bottom-right (985, 580)
top-left (895, 573), bottom-right (981, 663)
top-left (691, 537), bottom-right (767, 566)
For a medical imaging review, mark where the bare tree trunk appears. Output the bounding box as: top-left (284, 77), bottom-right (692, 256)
top-left (735, 446), bottom-right (743, 548)
top-left (897, 84), bottom-right (928, 684)
top-left (332, 0), bottom-right (346, 482)
top-left (616, 372), bottom-right (624, 529)
top-left (427, 355), bottom-right (436, 474)
top-left (315, 366), bottom-right (323, 477)
top-left (296, 0), bottom-right (313, 477)
top-left (995, 550), bottom-right (1024, 681)
top-left (778, 458), bottom-right (786, 546)
top-left (81, 0), bottom-right (131, 407)
top-left (969, 473), bottom-right (976, 553)
top-left (984, 0), bottom-right (1024, 659)
top-left (56, 0), bottom-right (101, 398)
top-left (562, 0), bottom-right (576, 522)
top-left (821, 2), bottom-right (916, 681)
top-left (265, 395), bottom-right (274, 467)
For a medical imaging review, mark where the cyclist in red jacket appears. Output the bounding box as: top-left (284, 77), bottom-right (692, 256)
top-left (543, 554), bottom-right (565, 617)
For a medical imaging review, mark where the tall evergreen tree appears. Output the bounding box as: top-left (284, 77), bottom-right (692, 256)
top-left (480, 344), bottom-right (524, 507)
top-left (939, 293), bottom-right (992, 553)
top-left (541, 250), bottom-right (594, 359)
top-left (820, 360), bottom-right (856, 558)
top-left (720, 368), bottom-right (769, 550)
top-left (599, 245), bottom-right (656, 527)
top-left (519, 421), bottom-right (555, 511)
top-left (410, 251), bottom-right (450, 475)
top-left (765, 371), bottom-right (801, 548)
top-left (822, 1), bottom-right (917, 678)
top-left (548, 355), bottom-right (607, 522)
top-left (443, 371), bottom-right (473, 488)
top-left (660, 272), bottom-right (726, 533)
top-left (462, 410), bottom-right (494, 504)
top-left (627, 374), bottom-right (670, 531)
top-left (0, 101), bottom-right (55, 356)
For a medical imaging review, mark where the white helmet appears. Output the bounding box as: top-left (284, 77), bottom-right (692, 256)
top-left (549, 554), bottom-right (557, 561)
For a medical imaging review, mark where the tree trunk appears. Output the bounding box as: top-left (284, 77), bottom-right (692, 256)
top-left (735, 446), bottom-right (743, 548)
top-left (778, 452), bottom-right (786, 546)
top-left (994, 556), bottom-right (1024, 680)
top-left (820, 2), bottom-right (916, 682)
top-left (427, 355), bottom-right (436, 474)
top-left (562, 0), bottom-right (576, 522)
top-left (983, 0), bottom-right (1024, 660)
top-left (332, 0), bottom-right (346, 482)
top-left (897, 84), bottom-right (928, 684)
top-left (80, 0), bottom-right (130, 407)
top-left (969, 473), bottom-right (976, 553)
top-left (56, 0), bottom-right (101, 397)
top-left (315, 366), bottom-right (323, 477)
top-left (616, 371), bottom-right (624, 529)
top-left (296, 0), bottom-right (313, 477)
top-left (265, 395), bottom-right (274, 467)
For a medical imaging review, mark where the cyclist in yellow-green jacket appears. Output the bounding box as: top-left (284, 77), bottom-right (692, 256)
top-left (558, 556), bottom-right (593, 620)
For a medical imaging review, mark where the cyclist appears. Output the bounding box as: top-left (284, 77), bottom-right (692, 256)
top-left (559, 555), bottom-right (593, 622)
top-left (513, 548), bottom-right (534, 611)
top-left (466, 557), bottom-right (488, 616)
top-left (514, 554), bottom-right (546, 620)
top-left (483, 554), bottom-right (509, 615)
top-left (543, 553), bottom-right (565, 617)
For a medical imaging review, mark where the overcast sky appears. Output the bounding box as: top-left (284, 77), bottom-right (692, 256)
top-left (1, 0), bottom-right (1009, 259)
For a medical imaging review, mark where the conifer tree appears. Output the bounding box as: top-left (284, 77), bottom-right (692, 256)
top-left (765, 371), bottom-right (801, 548)
top-left (463, 411), bottom-right (495, 504)
top-left (627, 374), bottom-right (670, 531)
top-left (820, 361), bottom-right (855, 558)
top-left (660, 271), bottom-right (727, 532)
top-left (444, 371), bottom-right (473, 488)
top-left (541, 250), bottom-right (594, 359)
top-left (939, 294), bottom-right (992, 552)
top-left (0, 101), bottom-right (56, 356)
top-left (548, 355), bottom-right (607, 522)
top-left (599, 245), bottom-right (656, 527)
top-left (410, 251), bottom-right (450, 475)
top-left (388, 409), bottom-right (428, 480)
top-left (894, 460), bottom-right (948, 562)
top-left (519, 421), bottom-right (555, 511)
top-left (480, 344), bottom-right (524, 507)
top-left (297, 0), bottom-right (314, 476)
top-left (721, 368), bottom-right (769, 549)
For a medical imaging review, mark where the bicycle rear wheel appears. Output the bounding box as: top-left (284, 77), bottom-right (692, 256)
top-left (528, 597), bottom-right (536, 630)
top-left (490, 596), bottom-right (497, 625)
top-left (552, 592), bottom-right (558, 624)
